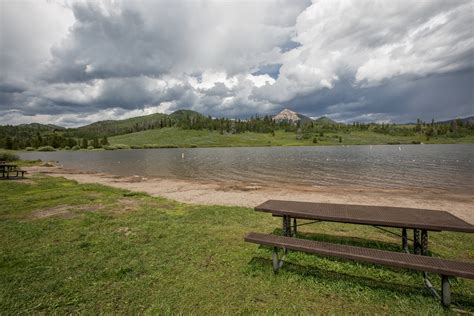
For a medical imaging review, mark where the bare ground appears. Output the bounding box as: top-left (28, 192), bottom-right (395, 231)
top-left (24, 165), bottom-right (474, 224)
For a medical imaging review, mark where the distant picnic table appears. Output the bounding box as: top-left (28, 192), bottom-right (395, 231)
top-left (245, 200), bottom-right (474, 306)
top-left (0, 162), bottom-right (26, 179)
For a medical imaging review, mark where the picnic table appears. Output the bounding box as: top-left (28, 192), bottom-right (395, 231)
top-left (256, 200), bottom-right (474, 254)
top-left (0, 163), bottom-right (26, 179)
top-left (245, 200), bottom-right (474, 306)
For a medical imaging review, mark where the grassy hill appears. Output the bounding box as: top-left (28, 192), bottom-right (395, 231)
top-left (69, 112), bottom-right (169, 138)
top-left (109, 127), bottom-right (474, 148)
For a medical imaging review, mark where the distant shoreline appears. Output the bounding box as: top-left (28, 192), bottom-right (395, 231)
top-left (11, 141), bottom-right (474, 153)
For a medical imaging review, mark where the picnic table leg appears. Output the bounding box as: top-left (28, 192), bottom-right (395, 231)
top-left (402, 228), bottom-right (408, 252)
top-left (282, 215), bottom-right (291, 237)
top-left (293, 218), bottom-right (297, 237)
top-left (413, 229), bottom-right (421, 255)
top-left (421, 229), bottom-right (428, 255)
top-left (441, 275), bottom-right (450, 306)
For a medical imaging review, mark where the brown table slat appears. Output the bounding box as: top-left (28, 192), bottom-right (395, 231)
top-left (255, 200), bottom-right (474, 233)
top-left (245, 232), bottom-right (474, 279)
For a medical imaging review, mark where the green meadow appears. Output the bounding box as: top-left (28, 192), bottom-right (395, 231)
top-left (109, 127), bottom-right (474, 148)
top-left (1, 176), bottom-right (473, 314)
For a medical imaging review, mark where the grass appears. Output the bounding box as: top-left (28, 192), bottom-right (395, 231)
top-left (109, 128), bottom-right (474, 148)
top-left (1, 176), bottom-right (473, 314)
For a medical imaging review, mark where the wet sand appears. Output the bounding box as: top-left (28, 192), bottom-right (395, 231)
top-left (24, 165), bottom-right (474, 224)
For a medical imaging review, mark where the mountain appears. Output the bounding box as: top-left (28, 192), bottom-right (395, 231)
top-left (437, 116), bottom-right (474, 125)
top-left (313, 116), bottom-right (337, 125)
top-left (70, 112), bottom-right (168, 138)
top-left (169, 109), bottom-right (207, 121)
top-left (272, 108), bottom-right (313, 124)
top-left (18, 123), bottom-right (65, 131)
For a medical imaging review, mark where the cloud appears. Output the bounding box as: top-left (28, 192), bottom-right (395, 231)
top-left (0, 0), bottom-right (472, 126)
top-left (254, 0), bottom-right (473, 103)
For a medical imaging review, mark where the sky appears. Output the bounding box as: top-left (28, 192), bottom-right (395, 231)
top-left (0, 0), bottom-right (473, 127)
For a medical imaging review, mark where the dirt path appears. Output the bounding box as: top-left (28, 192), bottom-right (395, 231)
top-left (24, 165), bottom-right (474, 224)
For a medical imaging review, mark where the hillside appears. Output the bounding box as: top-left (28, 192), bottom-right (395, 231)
top-left (313, 116), bottom-right (337, 125)
top-left (109, 126), bottom-right (474, 148)
top-left (2, 109), bottom-right (474, 150)
top-left (69, 112), bottom-right (169, 138)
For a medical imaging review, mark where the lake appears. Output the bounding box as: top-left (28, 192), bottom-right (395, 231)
top-left (19, 144), bottom-right (474, 192)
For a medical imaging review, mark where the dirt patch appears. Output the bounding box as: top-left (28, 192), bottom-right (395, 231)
top-left (30, 206), bottom-right (73, 219)
top-left (114, 198), bottom-right (141, 213)
top-left (116, 226), bottom-right (135, 236)
top-left (29, 204), bottom-right (104, 220)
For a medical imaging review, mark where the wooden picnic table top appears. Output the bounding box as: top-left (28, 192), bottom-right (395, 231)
top-left (255, 200), bottom-right (474, 233)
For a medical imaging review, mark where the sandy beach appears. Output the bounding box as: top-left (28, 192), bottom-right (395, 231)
top-left (23, 165), bottom-right (474, 224)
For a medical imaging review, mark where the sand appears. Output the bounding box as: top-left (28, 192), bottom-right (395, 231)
top-left (24, 165), bottom-right (474, 224)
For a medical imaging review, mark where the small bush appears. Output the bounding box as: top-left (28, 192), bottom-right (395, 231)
top-left (313, 137), bottom-right (318, 144)
top-left (38, 146), bottom-right (56, 152)
top-left (25, 147), bottom-right (36, 151)
top-left (144, 144), bottom-right (159, 149)
top-left (103, 144), bottom-right (130, 150)
top-left (0, 151), bottom-right (19, 161)
top-left (72, 145), bottom-right (81, 150)
top-left (113, 144), bottom-right (131, 149)
top-left (87, 146), bottom-right (94, 150)
top-left (64, 146), bottom-right (71, 150)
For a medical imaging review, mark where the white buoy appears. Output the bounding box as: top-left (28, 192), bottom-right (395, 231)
top-left (181, 153), bottom-right (184, 159)
top-left (398, 146), bottom-right (401, 151)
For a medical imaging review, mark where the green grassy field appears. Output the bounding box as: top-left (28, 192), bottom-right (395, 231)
top-left (1, 176), bottom-right (473, 314)
top-left (109, 127), bottom-right (474, 148)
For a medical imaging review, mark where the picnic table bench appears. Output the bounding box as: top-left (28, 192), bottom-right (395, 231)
top-left (245, 200), bottom-right (474, 306)
top-left (0, 163), bottom-right (26, 179)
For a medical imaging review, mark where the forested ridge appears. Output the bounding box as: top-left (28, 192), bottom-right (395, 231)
top-left (1, 109), bottom-right (473, 150)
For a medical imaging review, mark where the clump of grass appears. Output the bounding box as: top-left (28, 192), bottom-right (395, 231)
top-left (25, 147), bottom-right (36, 151)
top-left (37, 146), bottom-right (56, 152)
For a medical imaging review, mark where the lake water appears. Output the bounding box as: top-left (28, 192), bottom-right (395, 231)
top-left (20, 144), bottom-right (474, 192)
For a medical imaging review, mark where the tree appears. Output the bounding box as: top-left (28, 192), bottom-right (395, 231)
top-left (5, 136), bottom-right (13, 150)
top-left (101, 136), bottom-right (109, 146)
top-left (92, 138), bottom-right (100, 148)
top-left (81, 138), bottom-right (88, 149)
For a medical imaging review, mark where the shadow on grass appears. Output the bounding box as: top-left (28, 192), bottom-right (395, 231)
top-left (248, 257), bottom-right (474, 309)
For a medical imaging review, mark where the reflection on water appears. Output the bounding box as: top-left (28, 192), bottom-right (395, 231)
top-left (20, 144), bottom-right (474, 192)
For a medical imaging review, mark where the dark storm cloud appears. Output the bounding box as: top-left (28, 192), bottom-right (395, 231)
top-left (283, 69), bottom-right (474, 123)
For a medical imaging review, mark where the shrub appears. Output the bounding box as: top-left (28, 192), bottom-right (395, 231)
top-left (87, 146), bottom-right (94, 150)
top-left (64, 146), bottom-right (71, 150)
top-left (37, 146), bottom-right (56, 152)
top-left (25, 147), bottom-right (36, 151)
top-left (144, 144), bottom-right (160, 149)
top-left (72, 145), bottom-right (81, 150)
top-left (0, 151), bottom-right (19, 161)
top-left (103, 144), bottom-right (130, 150)
top-left (313, 137), bottom-right (318, 144)
top-left (113, 144), bottom-right (131, 149)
